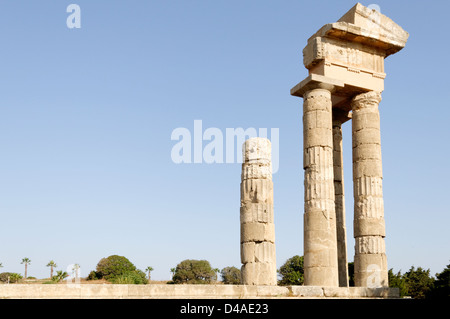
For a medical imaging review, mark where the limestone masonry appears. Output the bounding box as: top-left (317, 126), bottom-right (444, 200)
top-left (290, 3), bottom-right (408, 287)
top-left (240, 138), bottom-right (277, 285)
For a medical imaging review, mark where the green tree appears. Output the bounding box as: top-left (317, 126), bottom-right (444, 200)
top-left (403, 266), bottom-right (435, 299)
top-left (170, 268), bottom-right (176, 280)
top-left (145, 266), bottom-right (154, 282)
top-left (21, 258), bottom-right (31, 279)
top-left (46, 260), bottom-right (57, 279)
top-left (172, 259), bottom-right (216, 284)
top-left (429, 263), bottom-right (450, 299)
top-left (388, 268), bottom-right (408, 297)
top-left (95, 255), bottom-right (137, 280)
top-left (220, 266), bottom-right (241, 285)
top-left (277, 255), bottom-right (304, 286)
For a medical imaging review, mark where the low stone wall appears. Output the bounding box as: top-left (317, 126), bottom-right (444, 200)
top-left (0, 284), bottom-right (399, 299)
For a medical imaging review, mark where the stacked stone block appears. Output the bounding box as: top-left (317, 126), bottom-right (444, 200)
top-left (240, 138), bottom-right (276, 285)
top-left (351, 91), bottom-right (388, 287)
top-left (302, 88), bottom-right (339, 287)
top-left (332, 110), bottom-right (349, 287)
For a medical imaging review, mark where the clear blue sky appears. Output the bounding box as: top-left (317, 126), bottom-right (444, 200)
top-left (0, 0), bottom-right (448, 281)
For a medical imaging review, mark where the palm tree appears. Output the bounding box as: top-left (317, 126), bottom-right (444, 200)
top-left (145, 266), bottom-right (154, 283)
top-left (53, 270), bottom-right (68, 283)
top-left (46, 260), bottom-right (57, 279)
top-left (21, 258), bottom-right (31, 279)
top-left (170, 268), bottom-right (176, 280)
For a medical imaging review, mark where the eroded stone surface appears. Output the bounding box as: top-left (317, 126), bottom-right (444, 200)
top-left (290, 3), bottom-right (407, 289)
top-left (240, 138), bottom-right (276, 285)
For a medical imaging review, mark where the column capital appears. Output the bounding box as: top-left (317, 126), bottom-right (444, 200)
top-left (351, 91), bottom-right (382, 110)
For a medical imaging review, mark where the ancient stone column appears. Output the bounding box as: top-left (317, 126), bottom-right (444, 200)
top-left (351, 91), bottom-right (388, 287)
top-left (303, 88), bottom-right (339, 287)
top-left (332, 109), bottom-right (349, 287)
top-left (240, 137), bottom-right (276, 285)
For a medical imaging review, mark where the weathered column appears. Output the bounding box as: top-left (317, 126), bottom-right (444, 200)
top-left (351, 91), bottom-right (388, 287)
top-left (332, 109), bottom-right (349, 287)
top-left (240, 137), bottom-right (276, 285)
top-left (303, 87), bottom-right (339, 287)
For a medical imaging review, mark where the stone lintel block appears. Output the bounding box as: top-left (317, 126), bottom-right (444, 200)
top-left (240, 222), bottom-right (275, 243)
top-left (354, 218), bottom-right (386, 237)
top-left (290, 74), bottom-right (344, 98)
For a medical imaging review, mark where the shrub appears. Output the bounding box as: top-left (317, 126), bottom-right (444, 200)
top-left (110, 270), bottom-right (147, 285)
top-left (95, 255), bottom-right (137, 280)
top-left (87, 270), bottom-right (100, 280)
top-left (0, 272), bottom-right (23, 283)
top-left (172, 259), bottom-right (216, 284)
top-left (221, 267), bottom-right (241, 285)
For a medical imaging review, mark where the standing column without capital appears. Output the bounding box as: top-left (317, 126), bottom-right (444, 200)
top-left (351, 91), bottom-right (388, 287)
top-left (333, 109), bottom-right (349, 287)
top-left (303, 88), bottom-right (339, 287)
top-left (240, 137), bottom-right (276, 285)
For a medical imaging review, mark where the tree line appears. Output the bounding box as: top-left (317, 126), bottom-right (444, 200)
top-left (1, 255), bottom-right (448, 299)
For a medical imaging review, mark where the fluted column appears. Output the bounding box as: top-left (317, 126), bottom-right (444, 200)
top-left (351, 91), bottom-right (388, 287)
top-left (303, 88), bottom-right (339, 287)
top-left (240, 137), bottom-right (276, 285)
top-left (332, 110), bottom-right (349, 287)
